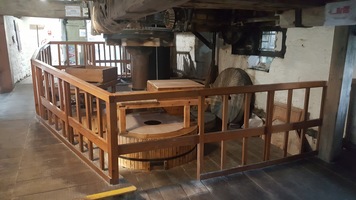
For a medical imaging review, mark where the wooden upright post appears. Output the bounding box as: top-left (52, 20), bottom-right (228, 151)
top-left (319, 26), bottom-right (356, 162)
top-left (0, 15), bottom-right (13, 93)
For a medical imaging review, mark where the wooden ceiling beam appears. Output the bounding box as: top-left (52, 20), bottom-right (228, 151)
top-left (180, 0), bottom-right (327, 11)
top-left (107, 0), bottom-right (190, 20)
top-left (0, 0), bottom-right (88, 19)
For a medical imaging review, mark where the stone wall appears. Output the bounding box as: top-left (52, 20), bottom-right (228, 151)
top-left (4, 16), bottom-right (62, 83)
top-left (218, 26), bottom-right (336, 119)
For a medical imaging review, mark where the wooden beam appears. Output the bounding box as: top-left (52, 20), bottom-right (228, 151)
top-left (0, 15), bottom-right (13, 93)
top-left (280, 6), bottom-right (325, 28)
top-left (181, 0), bottom-right (325, 11)
top-left (0, 0), bottom-right (88, 19)
top-left (107, 0), bottom-right (190, 20)
top-left (319, 26), bottom-right (356, 162)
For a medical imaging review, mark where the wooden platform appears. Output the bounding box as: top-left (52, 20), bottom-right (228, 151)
top-left (3, 78), bottom-right (356, 200)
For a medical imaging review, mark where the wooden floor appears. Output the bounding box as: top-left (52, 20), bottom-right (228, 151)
top-left (1, 78), bottom-right (356, 200)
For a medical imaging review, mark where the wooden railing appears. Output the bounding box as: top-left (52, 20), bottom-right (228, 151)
top-left (31, 41), bottom-right (327, 184)
top-left (39, 41), bottom-right (131, 78)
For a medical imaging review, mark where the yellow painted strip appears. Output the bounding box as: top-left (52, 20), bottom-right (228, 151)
top-left (86, 185), bottom-right (137, 200)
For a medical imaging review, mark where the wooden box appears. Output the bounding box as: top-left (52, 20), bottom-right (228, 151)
top-left (65, 66), bottom-right (117, 83)
top-left (147, 79), bottom-right (204, 92)
top-left (147, 79), bottom-right (204, 115)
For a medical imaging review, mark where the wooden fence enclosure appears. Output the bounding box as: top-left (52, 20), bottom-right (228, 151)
top-left (31, 41), bottom-right (327, 184)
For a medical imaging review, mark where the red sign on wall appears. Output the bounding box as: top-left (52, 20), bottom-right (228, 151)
top-left (325, 0), bottom-right (356, 26)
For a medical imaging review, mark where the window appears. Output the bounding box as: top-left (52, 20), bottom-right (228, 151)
top-left (248, 31), bottom-right (277, 72)
top-left (248, 28), bottom-right (287, 72)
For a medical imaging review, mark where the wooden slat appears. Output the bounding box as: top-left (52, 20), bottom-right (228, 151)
top-left (283, 89), bottom-right (293, 157)
top-left (197, 96), bottom-right (205, 180)
top-left (85, 92), bottom-right (94, 160)
top-left (118, 108), bottom-right (126, 134)
top-left (96, 97), bottom-right (105, 170)
top-left (43, 72), bottom-right (52, 123)
top-left (31, 64), bottom-right (39, 115)
top-left (58, 79), bottom-right (66, 137)
top-left (242, 93), bottom-right (252, 166)
top-left (50, 75), bottom-right (59, 130)
top-left (299, 88), bottom-right (310, 154)
top-left (66, 44), bottom-right (69, 67)
top-left (317, 86), bottom-right (327, 151)
top-left (264, 91), bottom-right (275, 161)
top-left (220, 95), bottom-right (228, 170)
top-left (184, 105), bottom-right (190, 128)
top-left (106, 101), bottom-right (119, 184)
top-left (75, 87), bottom-right (84, 152)
top-left (64, 82), bottom-right (74, 144)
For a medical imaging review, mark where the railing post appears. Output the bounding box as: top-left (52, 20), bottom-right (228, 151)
top-left (31, 63), bottom-right (40, 115)
top-left (264, 91), bottom-right (275, 161)
top-left (106, 97), bottom-right (119, 184)
top-left (242, 93), bottom-right (252, 165)
top-left (220, 95), bottom-right (228, 170)
top-left (64, 82), bottom-right (74, 144)
top-left (197, 96), bottom-right (205, 180)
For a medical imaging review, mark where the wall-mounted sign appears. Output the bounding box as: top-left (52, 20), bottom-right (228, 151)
top-left (79, 29), bottom-right (86, 37)
top-left (65, 6), bottom-right (81, 17)
top-left (325, 0), bottom-right (356, 26)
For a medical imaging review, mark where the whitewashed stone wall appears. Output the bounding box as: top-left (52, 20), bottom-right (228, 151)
top-left (4, 16), bottom-right (62, 83)
top-left (218, 26), bottom-right (336, 119)
top-left (4, 16), bottom-right (33, 83)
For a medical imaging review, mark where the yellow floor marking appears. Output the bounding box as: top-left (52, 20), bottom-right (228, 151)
top-left (86, 185), bottom-right (137, 199)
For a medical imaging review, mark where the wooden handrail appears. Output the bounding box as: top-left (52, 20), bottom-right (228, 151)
top-left (31, 41), bottom-right (327, 185)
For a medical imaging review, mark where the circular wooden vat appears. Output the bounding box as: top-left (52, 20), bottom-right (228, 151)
top-left (118, 112), bottom-right (197, 170)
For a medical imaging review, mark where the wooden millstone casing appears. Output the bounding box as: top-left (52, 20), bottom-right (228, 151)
top-left (118, 112), bottom-right (197, 170)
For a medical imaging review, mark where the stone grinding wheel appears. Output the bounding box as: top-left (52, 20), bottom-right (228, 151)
top-left (210, 68), bottom-right (254, 125)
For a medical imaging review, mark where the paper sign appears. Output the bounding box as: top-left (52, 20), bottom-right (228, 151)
top-left (65, 6), bottom-right (81, 17)
top-left (325, 0), bottom-right (356, 26)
